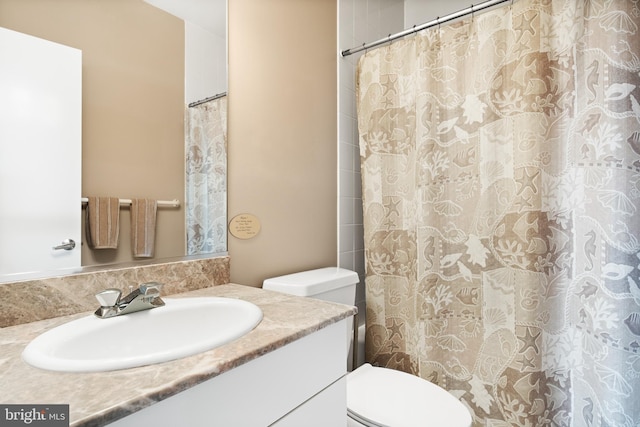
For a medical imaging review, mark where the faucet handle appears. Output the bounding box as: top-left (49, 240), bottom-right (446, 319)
top-left (139, 282), bottom-right (164, 297)
top-left (95, 288), bottom-right (122, 307)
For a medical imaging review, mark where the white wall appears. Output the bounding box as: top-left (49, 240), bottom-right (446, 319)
top-left (185, 22), bottom-right (227, 104)
top-left (143, 0), bottom-right (227, 104)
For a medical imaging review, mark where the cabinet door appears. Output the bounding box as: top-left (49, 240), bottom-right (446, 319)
top-left (107, 320), bottom-right (348, 427)
top-left (0, 27), bottom-right (82, 277)
top-left (270, 378), bottom-right (347, 427)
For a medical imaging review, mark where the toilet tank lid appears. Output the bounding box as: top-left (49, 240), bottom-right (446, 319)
top-left (263, 267), bottom-right (359, 297)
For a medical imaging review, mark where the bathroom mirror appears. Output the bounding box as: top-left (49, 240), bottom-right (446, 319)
top-left (0, 0), bottom-right (227, 282)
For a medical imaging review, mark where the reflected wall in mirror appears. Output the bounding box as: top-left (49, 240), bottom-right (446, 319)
top-left (0, 0), bottom-right (227, 281)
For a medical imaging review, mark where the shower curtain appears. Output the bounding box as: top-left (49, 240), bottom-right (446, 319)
top-left (185, 96), bottom-right (227, 255)
top-left (357, 0), bottom-right (640, 425)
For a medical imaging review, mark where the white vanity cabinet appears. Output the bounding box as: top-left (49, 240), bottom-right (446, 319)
top-left (107, 319), bottom-right (348, 427)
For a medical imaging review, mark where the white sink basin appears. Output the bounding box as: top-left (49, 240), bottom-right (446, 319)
top-left (22, 297), bottom-right (263, 372)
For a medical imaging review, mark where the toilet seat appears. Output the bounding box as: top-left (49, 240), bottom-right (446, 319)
top-left (347, 364), bottom-right (472, 427)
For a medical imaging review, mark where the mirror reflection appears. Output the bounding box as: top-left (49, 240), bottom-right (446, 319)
top-left (0, 0), bottom-right (227, 281)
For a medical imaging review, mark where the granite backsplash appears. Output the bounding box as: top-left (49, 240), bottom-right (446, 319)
top-left (0, 256), bottom-right (230, 328)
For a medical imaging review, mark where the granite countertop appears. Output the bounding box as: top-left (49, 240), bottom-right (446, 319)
top-left (0, 284), bottom-right (356, 426)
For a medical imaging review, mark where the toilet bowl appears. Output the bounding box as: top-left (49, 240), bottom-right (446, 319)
top-left (263, 267), bottom-right (472, 427)
top-left (347, 363), bottom-right (472, 427)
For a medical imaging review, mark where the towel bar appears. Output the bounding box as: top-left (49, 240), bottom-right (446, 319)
top-left (81, 198), bottom-right (180, 208)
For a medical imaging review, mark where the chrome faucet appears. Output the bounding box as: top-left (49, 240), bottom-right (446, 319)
top-left (94, 282), bottom-right (165, 318)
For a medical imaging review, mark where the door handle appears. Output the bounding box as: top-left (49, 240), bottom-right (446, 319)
top-left (53, 239), bottom-right (76, 251)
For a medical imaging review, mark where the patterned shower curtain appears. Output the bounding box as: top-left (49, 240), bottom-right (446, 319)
top-left (185, 96), bottom-right (227, 255)
top-left (357, 0), bottom-right (640, 425)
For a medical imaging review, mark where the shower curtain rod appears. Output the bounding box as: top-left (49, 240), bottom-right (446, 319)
top-left (341, 0), bottom-right (512, 57)
top-left (188, 91), bottom-right (227, 108)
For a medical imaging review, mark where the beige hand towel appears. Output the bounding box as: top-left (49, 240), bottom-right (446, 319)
top-left (86, 196), bottom-right (120, 249)
top-left (131, 198), bottom-right (158, 258)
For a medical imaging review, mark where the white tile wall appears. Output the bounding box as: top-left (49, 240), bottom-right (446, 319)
top-left (337, 0), bottom-right (477, 319)
top-left (405, 0), bottom-right (480, 26)
top-left (337, 0), bottom-right (404, 315)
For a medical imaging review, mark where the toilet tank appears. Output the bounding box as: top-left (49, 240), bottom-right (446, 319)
top-left (262, 267), bottom-right (358, 306)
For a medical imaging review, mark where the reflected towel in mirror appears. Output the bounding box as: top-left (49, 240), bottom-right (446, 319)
top-left (86, 196), bottom-right (120, 249)
top-left (131, 198), bottom-right (157, 258)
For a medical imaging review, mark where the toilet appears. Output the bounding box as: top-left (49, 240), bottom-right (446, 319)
top-left (263, 267), bottom-right (472, 427)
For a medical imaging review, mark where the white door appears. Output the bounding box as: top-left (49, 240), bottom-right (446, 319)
top-left (0, 26), bottom-right (82, 278)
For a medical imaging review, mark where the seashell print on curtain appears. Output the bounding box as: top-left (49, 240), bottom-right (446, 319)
top-left (185, 96), bottom-right (227, 255)
top-left (356, 0), bottom-right (640, 425)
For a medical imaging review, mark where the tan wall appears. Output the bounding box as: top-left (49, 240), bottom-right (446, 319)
top-left (0, 0), bottom-right (185, 266)
top-left (228, 0), bottom-right (337, 286)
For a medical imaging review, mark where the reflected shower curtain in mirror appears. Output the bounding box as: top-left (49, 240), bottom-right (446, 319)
top-left (185, 96), bottom-right (227, 255)
top-left (357, 0), bottom-right (640, 425)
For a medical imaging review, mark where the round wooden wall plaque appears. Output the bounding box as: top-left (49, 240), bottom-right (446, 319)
top-left (229, 213), bottom-right (261, 239)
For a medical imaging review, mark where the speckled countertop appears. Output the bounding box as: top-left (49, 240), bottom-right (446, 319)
top-left (0, 284), bottom-right (356, 426)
